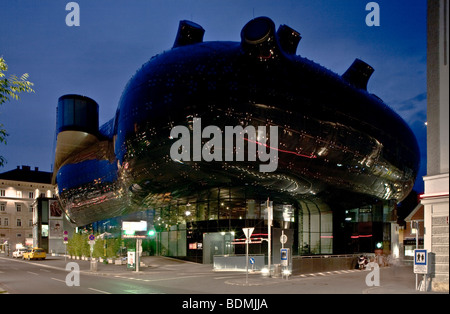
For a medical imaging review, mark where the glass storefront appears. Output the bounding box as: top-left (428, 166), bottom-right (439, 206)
top-left (298, 199), bottom-right (333, 255)
top-left (88, 185), bottom-right (375, 263)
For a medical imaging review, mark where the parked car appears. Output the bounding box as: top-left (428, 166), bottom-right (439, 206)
top-left (12, 248), bottom-right (28, 258)
top-left (22, 248), bottom-right (46, 260)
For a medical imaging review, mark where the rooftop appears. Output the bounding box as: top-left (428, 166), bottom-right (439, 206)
top-left (0, 165), bottom-right (52, 184)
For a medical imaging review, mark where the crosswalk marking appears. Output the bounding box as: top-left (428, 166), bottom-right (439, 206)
top-left (88, 287), bottom-right (111, 294)
top-left (293, 269), bottom-right (359, 279)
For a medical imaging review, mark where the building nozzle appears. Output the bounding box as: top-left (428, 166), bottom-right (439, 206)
top-left (240, 16), bottom-right (281, 61)
top-left (342, 58), bottom-right (374, 90)
top-left (277, 24), bottom-right (301, 55)
top-left (173, 20), bottom-right (205, 48)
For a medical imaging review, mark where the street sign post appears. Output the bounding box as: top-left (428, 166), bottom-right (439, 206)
top-left (281, 248), bottom-right (290, 279)
top-left (249, 257), bottom-right (255, 272)
top-left (280, 248), bottom-right (289, 266)
top-left (242, 227), bottom-right (255, 285)
top-left (280, 234), bottom-right (288, 245)
top-left (414, 249), bottom-right (428, 273)
top-left (63, 231), bottom-right (69, 244)
top-left (414, 249), bottom-right (429, 291)
top-left (267, 199), bottom-right (273, 277)
top-left (63, 231), bottom-right (69, 262)
top-left (88, 235), bottom-right (96, 255)
top-left (87, 234), bottom-right (97, 272)
top-left (122, 221), bottom-right (148, 272)
top-left (243, 227), bottom-right (254, 240)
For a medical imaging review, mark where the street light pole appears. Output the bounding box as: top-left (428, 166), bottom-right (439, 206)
top-left (136, 238), bottom-right (140, 273)
top-left (267, 198), bottom-right (272, 277)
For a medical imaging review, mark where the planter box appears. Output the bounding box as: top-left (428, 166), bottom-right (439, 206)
top-left (115, 259), bottom-right (123, 265)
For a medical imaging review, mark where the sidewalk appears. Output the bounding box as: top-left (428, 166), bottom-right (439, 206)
top-left (42, 256), bottom-right (447, 293)
top-left (37, 255), bottom-right (196, 276)
top-left (223, 265), bottom-right (446, 294)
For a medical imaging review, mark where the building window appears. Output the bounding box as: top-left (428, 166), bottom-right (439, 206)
top-left (4, 218), bottom-right (8, 226)
top-left (28, 219), bottom-right (33, 227)
top-left (0, 218), bottom-right (1, 225)
top-left (16, 204), bottom-right (22, 212)
top-left (0, 189), bottom-right (5, 196)
top-left (29, 192), bottom-right (34, 199)
top-left (16, 233), bottom-right (22, 238)
top-left (16, 190), bottom-right (22, 198)
top-left (0, 203), bottom-right (5, 212)
top-left (17, 219), bottom-right (22, 227)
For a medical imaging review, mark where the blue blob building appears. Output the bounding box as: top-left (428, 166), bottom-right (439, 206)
top-left (53, 17), bottom-right (420, 261)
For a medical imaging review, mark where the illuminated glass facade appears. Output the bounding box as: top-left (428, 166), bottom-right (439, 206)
top-left (53, 17), bottom-right (420, 262)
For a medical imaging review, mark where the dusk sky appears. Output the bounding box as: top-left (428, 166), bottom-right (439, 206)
top-left (0, 0), bottom-right (427, 192)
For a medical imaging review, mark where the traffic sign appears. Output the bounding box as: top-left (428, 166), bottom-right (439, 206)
top-left (63, 231), bottom-right (69, 244)
top-left (249, 257), bottom-right (255, 265)
top-left (88, 234), bottom-right (95, 241)
top-left (243, 228), bottom-right (255, 285)
top-left (281, 248), bottom-right (290, 267)
top-left (242, 227), bottom-right (254, 240)
top-left (280, 234), bottom-right (288, 244)
top-left (414, 249), bottom-right (429, 274)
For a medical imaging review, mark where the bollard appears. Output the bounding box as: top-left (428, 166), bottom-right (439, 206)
top-left (273, 264), bottom-right (281, 278)
top-left (90, 259), bottom-right (98, 272)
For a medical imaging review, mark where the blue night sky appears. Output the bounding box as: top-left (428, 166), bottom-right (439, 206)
top-left (0, 0), bottom-right (427, 192)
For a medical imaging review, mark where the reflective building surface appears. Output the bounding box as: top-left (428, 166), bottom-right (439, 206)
top-left (53, 17), bottom-right (420, 260)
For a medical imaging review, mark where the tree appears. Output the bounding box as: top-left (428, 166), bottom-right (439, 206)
top-left (0, 57), bottom-right (34, 166)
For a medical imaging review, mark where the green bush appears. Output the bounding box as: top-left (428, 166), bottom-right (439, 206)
top-left (92, 237), bottom-right (121, 258)
top-left (67, 233), bottom-right (83, 257)
top-left (67, 233), bottom-right (121, 258)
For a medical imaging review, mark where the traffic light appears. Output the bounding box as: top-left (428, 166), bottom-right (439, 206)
top-left (148, 229), bottom-right (156, 237)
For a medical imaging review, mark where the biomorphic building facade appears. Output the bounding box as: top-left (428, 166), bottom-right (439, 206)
top-left (52, 17), bottom-right (420, 263)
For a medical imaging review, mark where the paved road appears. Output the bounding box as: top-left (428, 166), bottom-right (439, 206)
top-left (0, 254), bottom-right (443, 295)
top-left (0, 255), bottom-right (207, 294)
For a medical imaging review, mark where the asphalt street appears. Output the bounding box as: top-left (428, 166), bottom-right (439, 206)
top-left (0, 254), bottom-right (444, 295)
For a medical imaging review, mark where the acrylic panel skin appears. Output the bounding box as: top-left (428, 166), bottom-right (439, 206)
top-left (53, 17), bottom-right (419, 227)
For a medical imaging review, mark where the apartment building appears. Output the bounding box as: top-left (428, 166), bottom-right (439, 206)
top-left (0, 165), bottom-right (53, 252)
